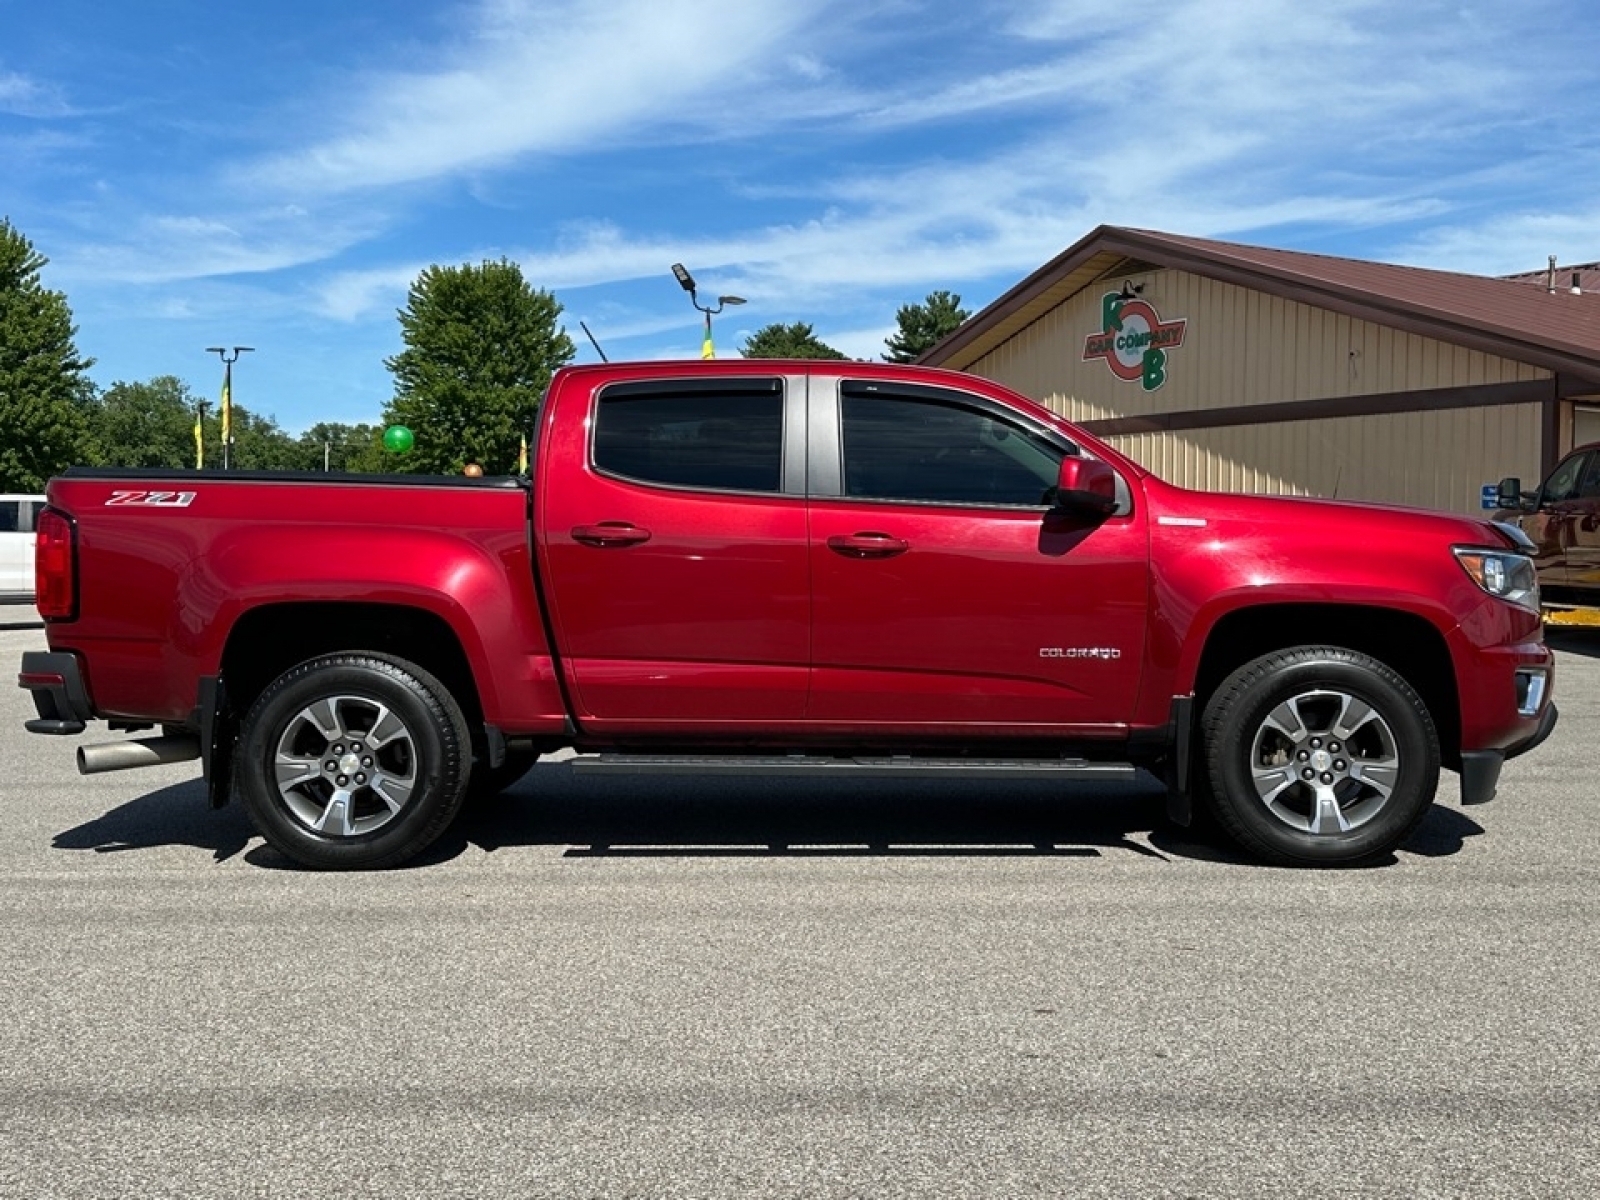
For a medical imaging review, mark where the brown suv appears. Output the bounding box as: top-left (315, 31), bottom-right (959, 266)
top-left (1498, 443), bottom-right (1600, 602)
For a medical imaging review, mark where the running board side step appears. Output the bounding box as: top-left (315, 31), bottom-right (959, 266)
top-left (568, 754), bottom-right (1137, 781)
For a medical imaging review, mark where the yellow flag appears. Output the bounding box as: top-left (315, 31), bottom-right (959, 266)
top-left (517, 433), bottom-right (528, 475)
top-left (220, 374), bottom-right (232, 447)
top-left (701, 334), bottom-right (715, 360)
top-left (194, 412), bottom-right (204, 469)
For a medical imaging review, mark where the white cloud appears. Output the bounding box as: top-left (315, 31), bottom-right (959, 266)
top-left (444, 133), bottom-right (1457, 311)
top-left (0, 69), bottom-right (72, 118)
top-left (784, 54), bottom-right (832, 83)
top-left (49, 206), bottom-right (385, 287)
top-left (1392, 208), bottom-right (1600, 277)
top-left (312, 264), bottom-right (423, 322)
top-left (242, 0), bottom-right (835, 195)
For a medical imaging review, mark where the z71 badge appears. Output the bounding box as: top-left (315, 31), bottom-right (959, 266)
top-left (105, 490), bottom-right (197, 507)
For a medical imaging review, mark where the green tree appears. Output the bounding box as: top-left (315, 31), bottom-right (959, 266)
top-left (883, 290), bottom-right (970, 363)
top-left (383, 258), bottom-right (574, 475)
top-left (78, 371), bottom-right (348, 474)
top-left (226, 407), bottom-right (303, 470)
top-left (0, 218), bottom-right (93, 490)
top-left (296, 422), bottom-right (384, 473)
top-left (83, 375), bottom-right (199, 469)
top-left (740, 322), bottom-right (847, 360)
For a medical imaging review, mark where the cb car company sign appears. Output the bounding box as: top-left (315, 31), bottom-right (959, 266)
top-left (1082, 291), bottom-right (1187, 392)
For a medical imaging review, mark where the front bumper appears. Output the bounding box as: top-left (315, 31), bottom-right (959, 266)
top-left (1459, 701), bottom-right (1559, 806)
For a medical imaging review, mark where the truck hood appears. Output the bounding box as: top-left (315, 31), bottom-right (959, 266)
top-left (1147, 479), bottom-right (1518, 550)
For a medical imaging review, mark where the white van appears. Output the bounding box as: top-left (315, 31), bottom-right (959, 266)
top-left (0, 495), bottom-right (47, 603)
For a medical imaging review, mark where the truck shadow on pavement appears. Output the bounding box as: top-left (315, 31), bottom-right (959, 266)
top-left (447, 769), bottom-right (1195, 865)
top-left (437, 761), bottom-right (1485, 870)
top-left (53, 779), bottom-right (256, 862)
top-left (51, 765), bottom-right (1485, 870)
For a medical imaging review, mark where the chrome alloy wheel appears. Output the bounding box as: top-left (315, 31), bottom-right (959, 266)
top-left (272, 694), bottom-right (418, 837)
top-left (1248, 689), bottom-right (1401, 836)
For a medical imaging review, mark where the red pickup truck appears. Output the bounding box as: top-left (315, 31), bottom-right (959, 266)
top-left (20, 360), bottom-right (1557, 869)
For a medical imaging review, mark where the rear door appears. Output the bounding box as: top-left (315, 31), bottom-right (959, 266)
top-left (537, 375), bottom-right (812, 731)
top-left (805, 378), bottom-right (1148, 733)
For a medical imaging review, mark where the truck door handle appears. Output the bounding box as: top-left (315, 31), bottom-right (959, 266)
top-left (827, 532), bottom-right (909, 558)
top-left (571, 522), bottom-right (652, 547)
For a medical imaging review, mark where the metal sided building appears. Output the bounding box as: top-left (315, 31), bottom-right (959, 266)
top-left (922, 226), bottom-right (1600, 515)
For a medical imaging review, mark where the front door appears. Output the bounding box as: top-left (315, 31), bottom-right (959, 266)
top-left (805, 380), bottom-right (1148, 734)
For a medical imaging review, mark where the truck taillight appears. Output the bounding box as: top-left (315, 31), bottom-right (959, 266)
top-left (34, 509), bottom-right (76, 620)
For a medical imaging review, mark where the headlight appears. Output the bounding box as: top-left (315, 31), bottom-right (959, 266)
top-left (1453, 548), bottom-right (1539, 611)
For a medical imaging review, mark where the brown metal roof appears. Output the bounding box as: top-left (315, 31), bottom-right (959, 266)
top-left (922, 225), bottom-right (1600, 388)
top-left (1502, 262), bottom-right (1600, 293)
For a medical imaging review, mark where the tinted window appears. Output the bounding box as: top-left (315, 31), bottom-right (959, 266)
top-left (1542, 452), bottom-right (1590, 503)
top-left (594, 389), bottom-right (783, 493)
top-left (0, 502), bottom-right (17, 534)
top-left (840, 393), bottom-right (1062, 507)
top-left (1580, 454), bottom-right (1600, 500)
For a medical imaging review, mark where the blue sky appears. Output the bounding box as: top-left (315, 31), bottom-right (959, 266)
top-left (5, 0), bottom-right (1599, 435)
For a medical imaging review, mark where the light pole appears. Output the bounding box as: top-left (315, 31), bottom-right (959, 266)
top-left (671, 263), bottom-right (744, 358)
top-left (205, 345), bottom-right (254, 469)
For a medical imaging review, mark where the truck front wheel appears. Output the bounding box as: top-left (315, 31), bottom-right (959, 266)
top-left (1200, 647), bottom-right (1440, 866)
top-left (235, 654), bottom-right (470, 869)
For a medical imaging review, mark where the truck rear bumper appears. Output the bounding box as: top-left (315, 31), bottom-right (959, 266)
top-left (18, 650), bottom-right (92, 734)
top-left (1459, 701), bottom-right (1559, 805)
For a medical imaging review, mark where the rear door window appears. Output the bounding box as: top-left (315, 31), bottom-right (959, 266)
top-left (593, 384), bottom-right (784, 494)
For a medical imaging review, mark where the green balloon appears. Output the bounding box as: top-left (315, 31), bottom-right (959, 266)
top-left (382, 425), bottom-right (414, 454)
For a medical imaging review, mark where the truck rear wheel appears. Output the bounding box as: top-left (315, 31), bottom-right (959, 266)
top-left (235, 654), bottom-right (470, 869)
top-left (1200, 646), bottom-right (1440, 867)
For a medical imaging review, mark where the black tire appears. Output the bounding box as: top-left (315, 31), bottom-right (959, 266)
top-left (235, 653), bottom-right (470, 869)
top-left (1200, 646), bottom-right (1440, 867)
top-left (464, 748), bottom-right (539, 804)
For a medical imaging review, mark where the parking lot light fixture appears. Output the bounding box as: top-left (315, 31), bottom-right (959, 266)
top-left (205, 346), bottom-right (254, 469)
top-left (669, 265), bottom-right (745, 359)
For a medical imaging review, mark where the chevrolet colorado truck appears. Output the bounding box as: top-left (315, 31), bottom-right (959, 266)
top-left (20, 360), bottom-right (1557, 869)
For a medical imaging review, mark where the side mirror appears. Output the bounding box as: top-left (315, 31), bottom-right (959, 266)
top-left (1051, 456), bottom-right (1118, 518)
top-left (1496, 476), bottom-right (1529, 511)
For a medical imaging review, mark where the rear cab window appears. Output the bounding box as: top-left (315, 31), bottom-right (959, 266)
top-left (592, 381), bottom-right (786, 494)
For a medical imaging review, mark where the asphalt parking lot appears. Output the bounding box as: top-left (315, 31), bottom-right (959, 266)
top-left (2, 615), bottom-right (1598, 1199)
